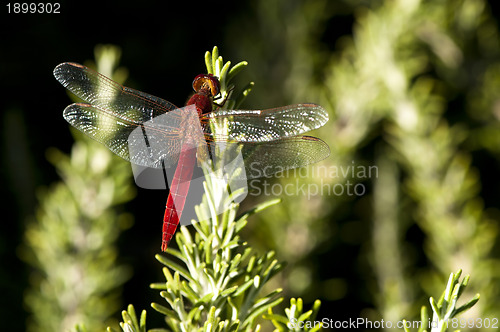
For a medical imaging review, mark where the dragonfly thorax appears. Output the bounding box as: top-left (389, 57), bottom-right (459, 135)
top-left (187, 74), bottom-right (221, 115)
top-left (186, 88), bottom-right (214, 115)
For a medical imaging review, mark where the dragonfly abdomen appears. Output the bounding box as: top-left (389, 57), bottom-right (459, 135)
top-left (161, 145), bottom-right (197, 250)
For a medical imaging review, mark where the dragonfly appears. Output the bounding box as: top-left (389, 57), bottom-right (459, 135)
top-left (54, 62), bottom-right (329, 251)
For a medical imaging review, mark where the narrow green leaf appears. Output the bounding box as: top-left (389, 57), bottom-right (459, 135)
top-left (214, 57), bottom-right (223, 78)
top-left (310, 300), bottom-right (321, 322)
top-left (181, 280), bottom-right (199, 302)
top-left (163, 266), bottom-right (173, 284)
top-left (297, 309), bottom-right (313, 322)
top-left (232, 278), bottom-right (255, 297)
top-left (457, 274), bottom-right (470, 298)
top-left (402, 320), bottom-right (411, 332)
top-left (205, 51), bottom-right (213, 74)
top-left (207, 306), bottom-right (217, 326)
top-left (443, 294), bottom-right (458, 320)
top-left (261, 289), bottom-right (283, 303)
top-left (242, 297), bottom-right (284, 328)
top-left (234, 82), bottom-right (254, 108)
top-left (220, 285), bottom-right (239, 297)
top-left (198, 292), bottom-right (216, 304)
top-left (236, 199), bottom-right (281, 221)
top-left (219, 60), bottom-right (231, 89)
top-left (263, 310), bottom-right (290, 324)
top-left (309, 324), bottom-right (323, 332)
top-left (186, 305), bottom-right (203, 323)
top-left (192, 216), bottom-right (209, 237)
top-left (150, 282), bottom-right (166, 290)
top-left (253, 275), bottom-right (261, 288)
top-left (227, 320), bottom-right (241, 332)
top-left (417, 306), bottom-right (428, 332)
top-left (262, 259), bottom-right (279, 277)
top-left (234, 218), bottom-right (248, 234)
top-left (227, 61), bottom-right (248, 81)
top-left (139, 310), bottom-right (147, 332)
top-left (180, 226), bottom-right (194, 248)
top-left (247, 255), bottom-right (256, 273)
top-left (454, 293), bottom-right (480, 316)
top-left (229, 253), bottom-right (242, 271)
top-left (157, 259), bottom-right (191, 282)
top-left (151, 303), bottom-right (180, 320)
top-left (429, 297), bottom-right (441, 320)
top-left (454, 269), bottom-right (463, 281)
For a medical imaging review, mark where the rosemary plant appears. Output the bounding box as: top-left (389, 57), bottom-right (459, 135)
top-left (403, 270), bottom-right (479, 332)
top-left (228, 0), bottom-right (500, 326)
top-left (107, 47), bottom-right (323, 332)
top-left (22, 45), bottom-right (134, 332)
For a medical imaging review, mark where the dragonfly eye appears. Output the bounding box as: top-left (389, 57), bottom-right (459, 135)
top-left (192, 74), bottom-right (220, 97)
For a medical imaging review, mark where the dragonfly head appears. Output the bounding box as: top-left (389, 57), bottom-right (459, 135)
top-left (192, 74), bottom-right (220, 98)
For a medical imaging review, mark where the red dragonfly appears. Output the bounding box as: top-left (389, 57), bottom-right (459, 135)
top-left (54, 62), bottom-right (329, 251)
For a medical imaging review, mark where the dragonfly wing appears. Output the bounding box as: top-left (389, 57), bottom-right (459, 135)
top-left (54, 62), bottom-right (179, 122)
top-left (64, 103), bottom-right (183, 168)
top-left (206, 104), bottom-right (328, 142)
top-left (236, 136), bottom-right (330, 179)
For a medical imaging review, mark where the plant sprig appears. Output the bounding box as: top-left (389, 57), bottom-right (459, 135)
top-left (264, 298), bottom-right (322, 332)
top-left (403, 269), bottom-right (480, 332)
top-left (151, 47), bottom-right (283, 332)
top-left (205, 46), bottom-right (254, 109)
top-left (108, 46), bottom-right (323, 332)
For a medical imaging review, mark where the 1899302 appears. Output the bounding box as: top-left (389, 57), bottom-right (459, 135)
top-left (6, 3), bottom-right (60, 13)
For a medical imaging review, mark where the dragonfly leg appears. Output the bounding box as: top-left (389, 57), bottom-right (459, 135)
top-left (213, 86), bottom-right (234, 108)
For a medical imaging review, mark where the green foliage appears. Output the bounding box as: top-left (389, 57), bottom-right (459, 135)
top-left (226, 0), bottom-right (500, 328)
top-left (107, 305), bottom-right (147, 332)
top-left (106, 46), bottom-right (324, 332)
top-left (264, 298), bottom-right (322, 332)
top-left (151, 215), bottom-right (284, 331)
top-left (204, 46), bottom-right (253, 109)
top-left (148, 47), bottom-right (286, 332)
top-left (26, 3), bottom-right (500, 326)
top-left (403, 270), bottom-right (479, 332)
top-left (22, 45), bottom-right (135, 332)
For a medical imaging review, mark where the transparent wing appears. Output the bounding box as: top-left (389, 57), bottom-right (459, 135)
top-left (205, 104), bottom-right (328, 142)
top-left (54, 62), bottom-right (179, 123)
top-left (207, 136), bottom-right (330, 179)
top-left (55, 62), bottom-right (330, 172)
top-left (63, 103), bottom-right (184, 168)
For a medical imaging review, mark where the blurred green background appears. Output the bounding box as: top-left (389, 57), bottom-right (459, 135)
top-left (2, 0), bottom-right (500, 330)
